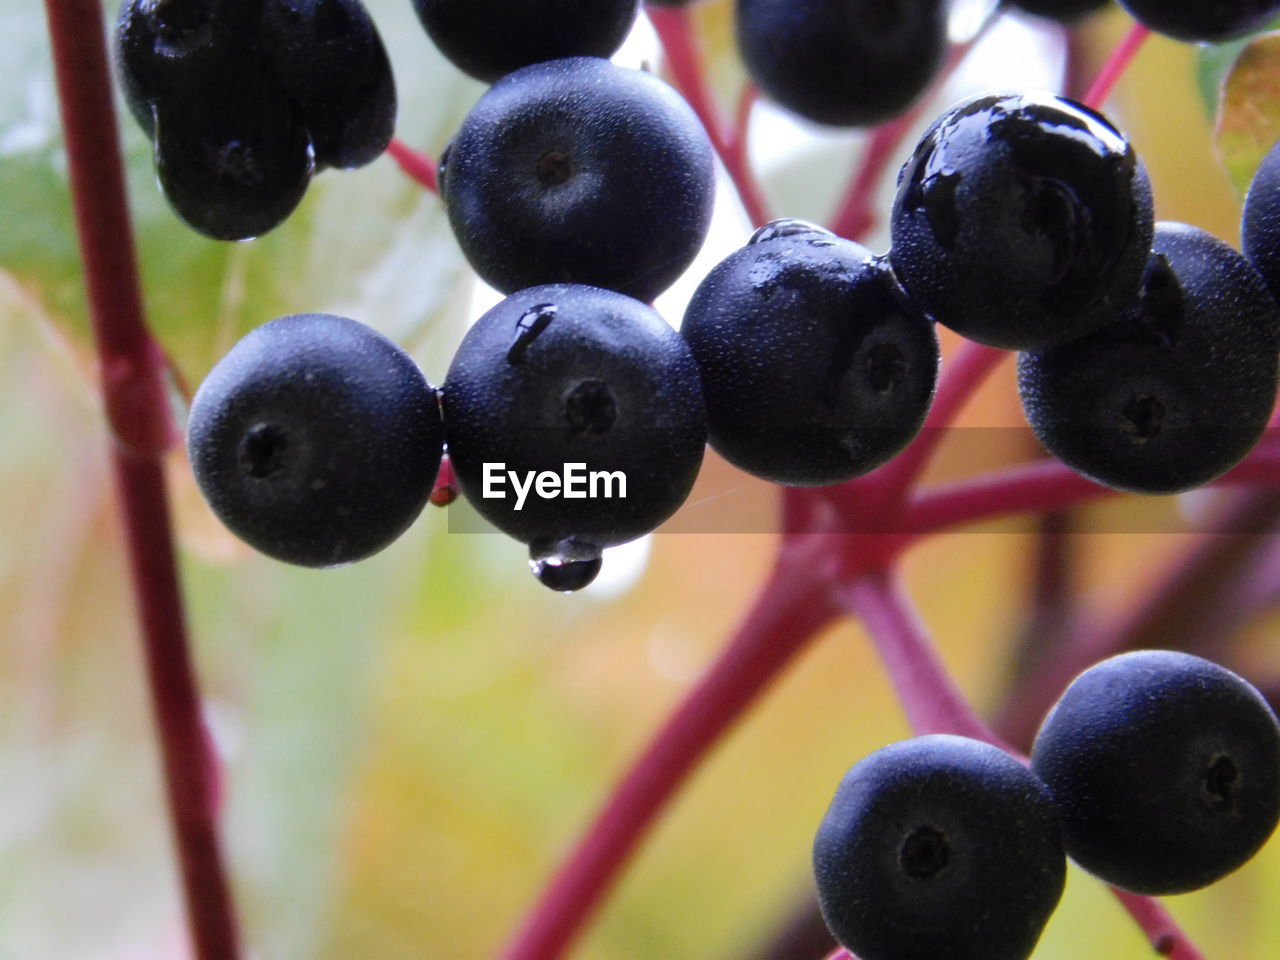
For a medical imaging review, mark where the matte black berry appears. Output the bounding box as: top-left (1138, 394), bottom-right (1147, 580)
top-left (1117, 0), bottom-right (1280, 42)
top-left (442, 57), bottom-right (715, 303)
top-left (736, 0), bottom-right (948, 127)
top-left (1031, 650), bottom-right (1280, 895)
top-left (891, 91), bottom-right (1154, 350)
top-left (411, 0), bottom-right (638, 83)
top-left (1011, 0), bottom-right (1109, 21)
top-left (1019, 221), bottom-right (1280, 494)
top-left (187, 313), bottom-right (443, 567)
top-left (682, 223), bottom-right (939, 485)
top-left (265, 0), bottom-right (396, 169)
top-left (813, 735), bottom-right (1066, 960)
top-left (1243, 137), bottom-right (1280, 303)
top-left (443, 284), bottom-right (706, 556)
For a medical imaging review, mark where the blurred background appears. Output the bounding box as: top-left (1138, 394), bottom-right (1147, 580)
top-left (2, 0), bottom-right (1279, 957)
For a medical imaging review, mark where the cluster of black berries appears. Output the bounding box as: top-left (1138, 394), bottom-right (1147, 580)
top-left (813, 650), bottom-right (1280, 960)
top-left (116, 0), bottom-right (395, 239)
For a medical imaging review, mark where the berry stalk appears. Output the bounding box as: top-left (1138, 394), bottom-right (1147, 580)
top-left (497, 551), bottom-right (837, 960)
top-left (649, 6), bottom-right (771, 226)
top-left (1082, 22), bottom-right (1151, 110)
top-left (386, 137), bottom-right (440, 193)
top-left (41, 0), bottom-right (241, 956)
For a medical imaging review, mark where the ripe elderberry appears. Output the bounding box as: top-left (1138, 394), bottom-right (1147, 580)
top-left (1032, 650), bottom-right (1280, 895)
top-left (1018, 221), bottom-right (1280, 495)
top-left (443, 284), bottom-right (705, 587)
top-left (682, 220), bottom-right (939, 486)
top-left (813, 735), bottom-right (1066, 960)
top-left (736, 0), bottom-right (948, 127)
top-left (1117, 0), bottom-right (1280, 43)
top-left (442, 57), bottom-right (715, 303)
top-left (890, 91), bottom-right (1154, 350)
top-left (187, 313), bottom-right (444, 567)
top-left (410, 0), bottom-right (638, 83)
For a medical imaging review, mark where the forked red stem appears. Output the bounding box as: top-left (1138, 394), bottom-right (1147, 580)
top-left (41, 0), bottom-right (241, 957)
top-left (498, 552), bottom-right (837, 960)
top-left (1082, 23), bottom-right (1152, 110)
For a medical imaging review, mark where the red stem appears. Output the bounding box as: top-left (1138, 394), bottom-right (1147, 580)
top-left (497, 553), bottom-right (837, 960)
top-left (42, 0), bottom-right (240, 957)
top-left (1110, 888), bottom-right (1206, 959)
top-left (905, 446), bottom-right (1280, 537)
top-left (838, 571), bottom-right (1014, 750)
top-left (386, 137), bottom-right (439, 194)
top-left (1082, 23), bottom-right (1151, 110)
top-left (821, 950), bottom-right (853, 960)
top-left (649, 6), bottom-right (771, 227)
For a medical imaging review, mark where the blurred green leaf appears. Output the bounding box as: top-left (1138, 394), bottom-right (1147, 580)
top-left (1215, 32), bottom-right (1280, 197)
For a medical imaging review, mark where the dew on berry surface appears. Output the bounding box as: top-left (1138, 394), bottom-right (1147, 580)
top-left (748, 218), bottom-right (833, 244)
top-left (530, 537), bottom-right (604, 592)
top-left (507, 303), bottom-right (558, 364)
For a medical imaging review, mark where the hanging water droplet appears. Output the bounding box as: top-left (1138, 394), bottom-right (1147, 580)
top-left (529, 537), bottom-right (603, 592)
top-left (507, 303), bottom-right (557, 364)
top-left (749, 218), bottom-right (833, 245)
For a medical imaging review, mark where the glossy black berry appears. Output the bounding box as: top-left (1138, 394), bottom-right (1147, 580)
top-left (152, 49), bottom-right (315, 241)
top-left (1011, 0), bottom-right (1109, 21)
top-left (443, 284), bottom-right (706, 561)
top-left (1032, 650), bottom-right (1280, 895)
top-left (891, 91), bottom-right (1154, 351)
top-left (266, 0), bottom-right (396, 169)
top-left (736, 0), bottom-right (948, 127)
top-left (682, 222), bottom-right (939, 485)
top-left (1019, 221), bottom-right (1280, 495)
top-left (813, 735), bottom-right (1066, 960)
top-left (1243, 137), bottom-right (1280, 303)
top-left (187, 313), bottom-right (443, 567)
top-left (442, 57), bottom-right (715, 303)
top-left (411, 0), bottom-right (638, 83)
top-left (1117, 0), bottom-right (1280, 42)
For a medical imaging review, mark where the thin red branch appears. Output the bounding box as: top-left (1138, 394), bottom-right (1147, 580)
top-left (386, 137), bottom-right (439, 194)
top-left (839, 571), bottom-right (1012, 749)
top-left (726, 83), bottom-right (758, 171)
top-left (821, 949), bottom-right (853, 960)
top-left (497, 552), bottom-right (837, 960)
top-left (1082, 23), bottom-right (1151, 110)
top-left (42, 0), bottom-right (240, 956)
top-left (649, 6), bottom-right (771, 226)
top-left (1110, 888), bottom-right (1206, 960)
top-left (905, 445), bottom-right (1280, 538)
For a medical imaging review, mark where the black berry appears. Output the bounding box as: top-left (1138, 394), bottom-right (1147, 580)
top-left (187, 313), bottom-right (443, 567)
top-left (813, 734), bottom-right (1066, 960)
top-left (1019, 221), bottom-right (1280, 495)
top-left (1117, 0), bottom-right (1280, 43)
top-left (266, 0), bottom-right (396, 169)
top-left (411, 0), bottom-right (638, 83)
top-left (1011, 0), bottom-right (1110, 21)
top-left (682, 221), bottom-right (939, 485)
top-left (442, 57), bottom-right (715, 303)
top-left (1031, 650), bottom-right (1280, 895)
top-left (443, 284), bottom-right (706, 565)
top-left (1243, 136), bottom-right (1280, 303)
top-left (736, 0), bottom-right (948, 128)
top-left (891, 91), bottom-right (1154, 350)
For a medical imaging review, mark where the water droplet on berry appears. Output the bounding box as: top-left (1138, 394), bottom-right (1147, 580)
top-left (530, 537), bottom-right (603, 592)
top-left (507, 303), bottom-right (557, 363)
top-left (749, 218), bottom-right (833, 244)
